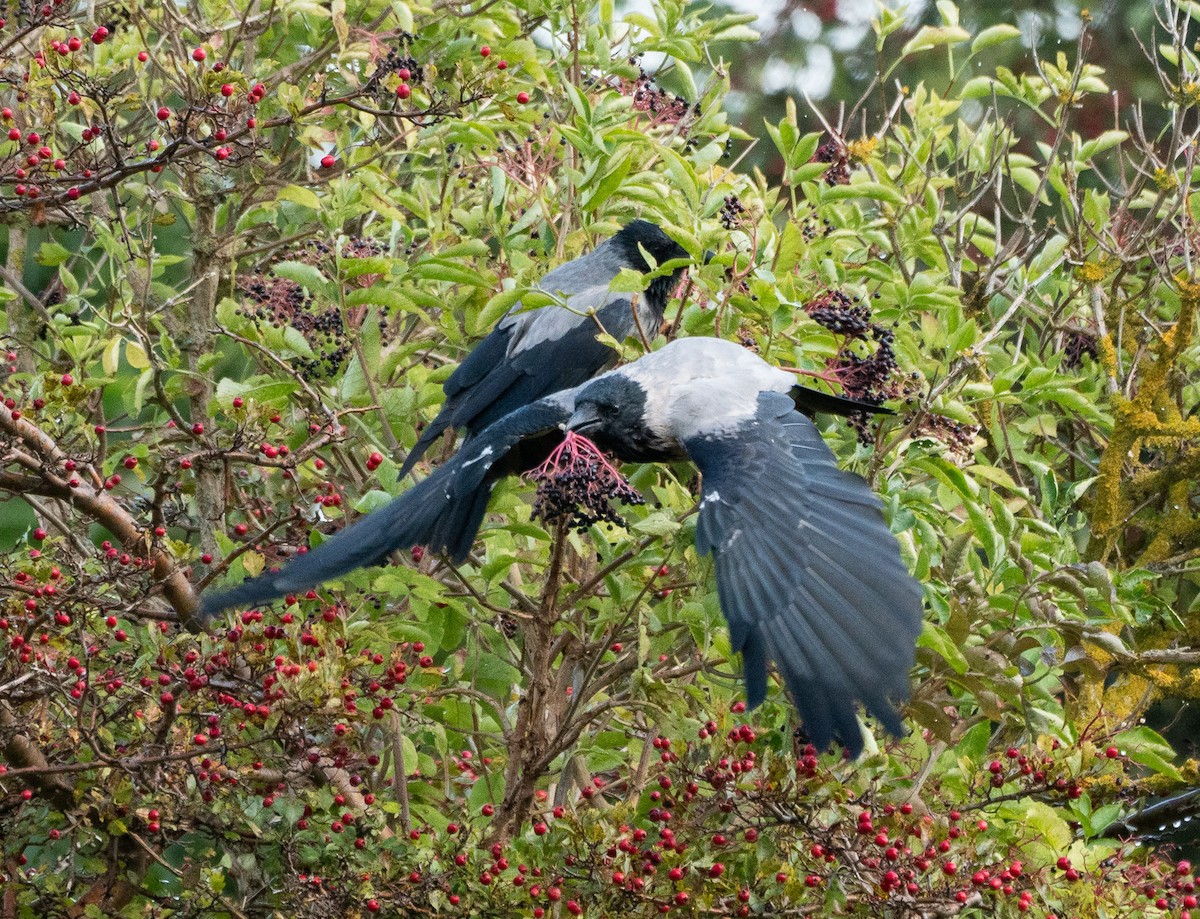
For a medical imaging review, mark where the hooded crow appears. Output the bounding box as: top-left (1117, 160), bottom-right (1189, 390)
top-left (397, 219), bottom-right (693, 477)
top-left (200, 337), bottom-right (923, 754)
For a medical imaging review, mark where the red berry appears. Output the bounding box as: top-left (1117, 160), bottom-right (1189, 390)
top-left (396, 83), bottom-right (411, 99)
top-left (498, 60), bottom-right (508, 70)
top-left (320, 154), bottom-right (335, 169)
top-left (398, 67), bottom-right (411, 80)
top-left (91, 26), bottom-right (108, 44)
top-left (156, 106), bottom-right (170, 121)
top-left (137, 50), bottom-right (149, 62)
top-left (480, 45), bottom-right (491, 57)
top-left (516, 91), bottom-right (530, 104)
top-left (221, 84), bottom-right (234, 97)
top-left (192, 48), bottom-right (206, 61)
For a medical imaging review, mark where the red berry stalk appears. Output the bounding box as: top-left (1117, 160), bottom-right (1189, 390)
top-left (526, 432), bottom-right (643, 532)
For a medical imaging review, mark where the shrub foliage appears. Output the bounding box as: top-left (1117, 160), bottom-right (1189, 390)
top-left (0, 1), bottom-right (1198, 916)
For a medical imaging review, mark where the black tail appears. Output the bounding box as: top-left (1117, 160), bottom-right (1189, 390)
top-left (198, 396), bottom-right (573, 622)
top-left (790, 384), bottom-right (893, 419)
top-left (200, 456), bottom-right (483, 619)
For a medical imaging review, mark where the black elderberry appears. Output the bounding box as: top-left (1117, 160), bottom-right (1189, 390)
top-left (526, 432), bottom-right (644, 532)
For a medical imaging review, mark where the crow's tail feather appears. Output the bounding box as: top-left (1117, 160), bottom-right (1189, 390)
top-left (200, 463), bottom-right (462, 619)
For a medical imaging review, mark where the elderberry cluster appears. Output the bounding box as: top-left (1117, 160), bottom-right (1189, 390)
top-left (1063, 328), bottom-right (1099, 370)
top-left (619, 60), bottom-right (697, 130)
top-left (527, 433), bottom-right (644, 533)
top-left (911, 413), bottom-right (980, 462)
top-left (236, 238), bottom-right (392, 382)
top-left (804, 289), bottom-right (923, 443)
top-left (805, 289), bottom-right (871, 338)
top-left (810, 138), bottom-right (850, 186)
top-left (719, 194), bottom-right (747, 230)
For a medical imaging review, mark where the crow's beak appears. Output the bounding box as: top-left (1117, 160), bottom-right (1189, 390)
top-left (567, 405), bottom-right (603, 434)
top-left (702, 250), bottom-right (716, 265)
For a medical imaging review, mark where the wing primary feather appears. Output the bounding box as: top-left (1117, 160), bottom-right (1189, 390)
top-left (686, 393), bottom-right (922, 754)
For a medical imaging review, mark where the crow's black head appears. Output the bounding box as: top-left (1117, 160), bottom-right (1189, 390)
top-left (568, 373), bottom-right (677, 462)
top-left (612, 219), bottom-right (690, 272)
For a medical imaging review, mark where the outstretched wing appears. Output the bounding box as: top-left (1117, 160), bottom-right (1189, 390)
top-left (686, 392), bottom-right (922, 756)
top-left (399, 289), bottom-right (646, 477)
top-left (200, 396), bottom-right (574, 618)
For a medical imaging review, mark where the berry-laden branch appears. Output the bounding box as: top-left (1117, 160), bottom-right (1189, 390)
top-left (0, 402), bottom-right (201, 626)
top-left (527, 431), bottom-right (644, 533)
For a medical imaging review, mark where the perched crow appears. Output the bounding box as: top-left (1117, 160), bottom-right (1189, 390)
top-left (201, 337), bottom-right (923, 754)
top-left (398, 219), bottom-right (693, 477)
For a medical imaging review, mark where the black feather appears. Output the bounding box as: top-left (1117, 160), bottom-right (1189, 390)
top-left (398, 221), bottom-right (690, 477)
top-left (200, 398), bottom-right (572, 620)
top-left (687, 392), bottom-right (922, 756)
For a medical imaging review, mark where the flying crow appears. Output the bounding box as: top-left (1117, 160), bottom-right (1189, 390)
top-left (397, 219), bottom-right (693, 477)
top-left (201, 337), bottom-right (923, 754)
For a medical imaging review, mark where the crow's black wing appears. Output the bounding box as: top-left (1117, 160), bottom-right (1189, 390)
top-left (399, 290), bottom-right (644, 477)
top-left (200, 396), bottom-right (573, 618)
top-left (686, 391), bottom-right (922, 755)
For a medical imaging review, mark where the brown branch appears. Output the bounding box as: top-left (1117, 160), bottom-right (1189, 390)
top-left (0, 410), bottom-right (202, 626)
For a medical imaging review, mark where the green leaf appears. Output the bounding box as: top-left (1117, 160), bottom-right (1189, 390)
top-left (1114, 726), bottom-right (1183, 781)
top-left (917, 622), bottom-right (968, 674)
top-left (37, 241), bottom-right (73, 266)
top-left (632, 511), bottom-right (681, 537)
top-left (971, 24), bottom-right (1021, 52)
top-left (901, 25), bottom-right (971, 57)
top-left (821, 182), bottom-right (905, 207)
top-left (276, 184), bottom-right (322, 210)
top-left (582, 152), bottom-right (633, 213)
top-left (273, 261), bottom-right (335, 299)
top-left (412, 259), bottom-right (492, 287)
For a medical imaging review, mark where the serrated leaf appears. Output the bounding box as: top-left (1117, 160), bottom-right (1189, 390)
top-left (37, 241), bottom-right (73, 266)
